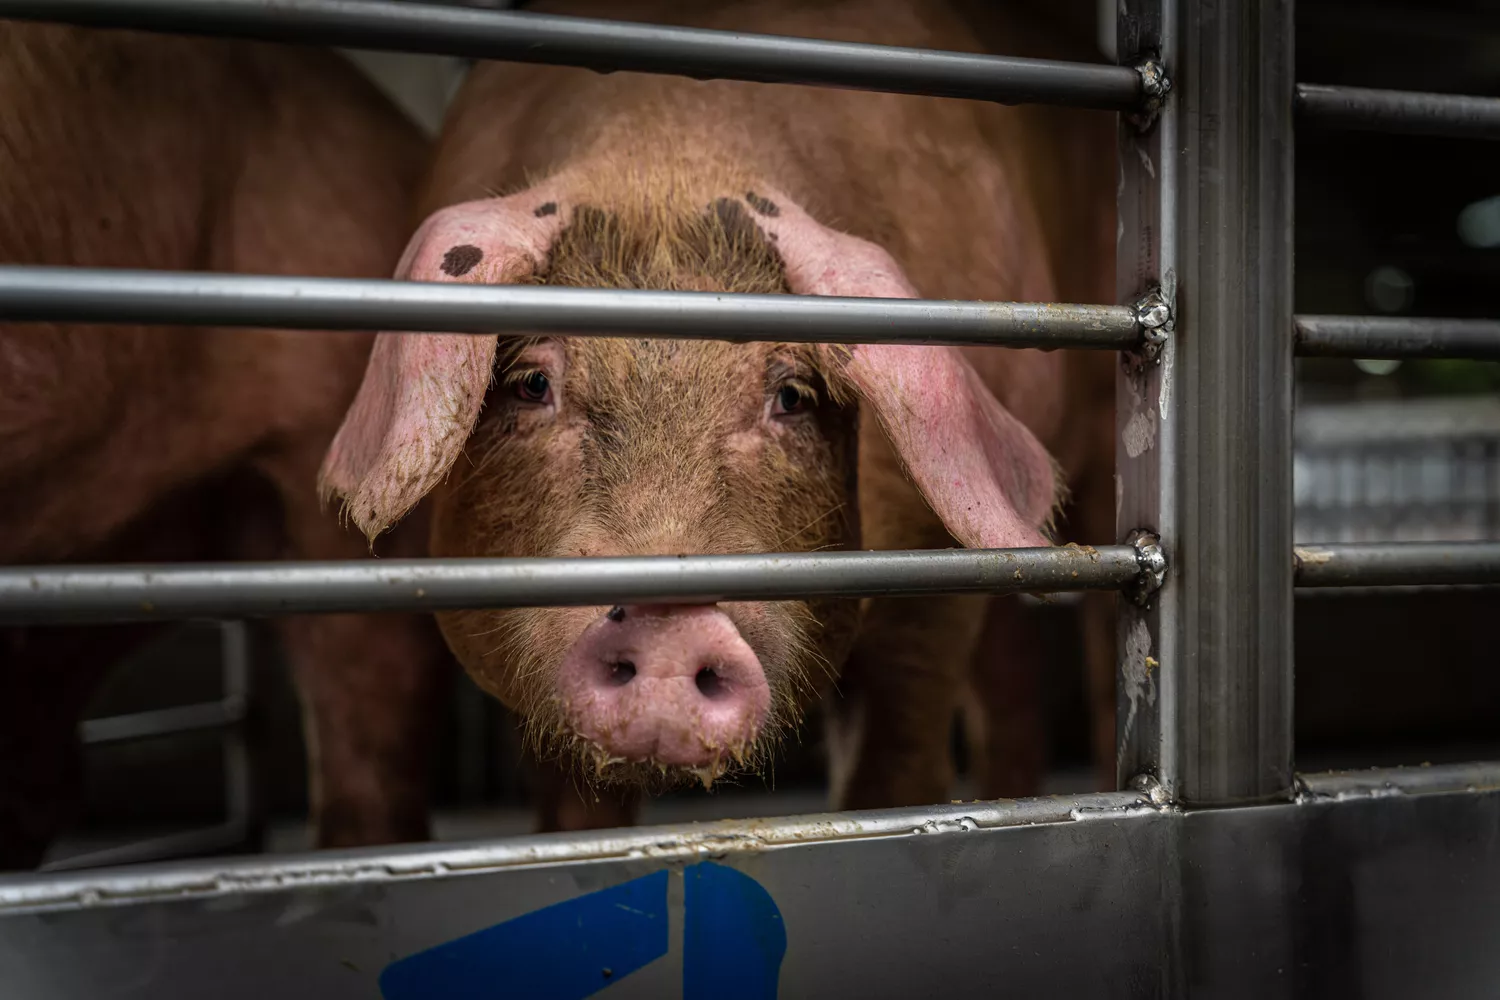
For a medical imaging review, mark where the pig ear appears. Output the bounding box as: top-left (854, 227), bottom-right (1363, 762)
top-left (319, 188), bottom-right (569, 541)
top-left (745, 189), bottom-right (1059, 549)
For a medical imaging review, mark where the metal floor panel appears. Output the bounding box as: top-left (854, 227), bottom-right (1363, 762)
top-left (2, 764), bottom-right (1498, 999)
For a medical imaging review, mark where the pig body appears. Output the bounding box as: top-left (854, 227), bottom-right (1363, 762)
top-left (326, 0), bottom-right (1118, 820)
top-left (0, 23), bottom-right (447, 867)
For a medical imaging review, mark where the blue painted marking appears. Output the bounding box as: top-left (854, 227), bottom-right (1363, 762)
top-left (379, 869), bottom-right (668, 1000)
top-left (379, 862), bottom-right (786, 998)
top-left (683, 861), bottom-right (786, 1000)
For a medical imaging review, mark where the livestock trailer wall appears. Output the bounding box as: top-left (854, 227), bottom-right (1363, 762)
top-left (0, 1), bottom-right (1497, 997)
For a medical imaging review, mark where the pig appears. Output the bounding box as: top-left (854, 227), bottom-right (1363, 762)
top-left (0, 22), bottom-right (448, 868)
top-left (321, 0), bottom-right (1119, 825)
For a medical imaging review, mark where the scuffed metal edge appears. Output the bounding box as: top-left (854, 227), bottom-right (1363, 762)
top-left (0, 791), bottom-right (1154, 916)
top-left (1296, 761), bottom-right (1500, 803)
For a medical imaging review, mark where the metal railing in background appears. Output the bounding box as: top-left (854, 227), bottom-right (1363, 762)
top-left (1295, 396), bottom-right (1500, 546)
top-left (47, 622), bottom-right (259, 872)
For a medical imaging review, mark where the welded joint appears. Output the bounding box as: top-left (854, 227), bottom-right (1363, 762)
top-left (1125, 529), bottom-right (1166, 605)
top-left (1131, 286), bottom-right (1172, 363)
top-left (1128, 773), bottom-right (1171, 808)
top-left (1128, 57), bottom-right (1171, 131)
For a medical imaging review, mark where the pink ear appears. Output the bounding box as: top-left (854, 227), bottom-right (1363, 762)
top-left (749, 189), bottom-right (1059, 549)
top-left (319, 185), bottom-right (570, 541)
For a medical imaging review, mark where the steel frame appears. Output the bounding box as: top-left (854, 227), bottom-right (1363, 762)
top-left (1, 0), bottom-right (1499, 996)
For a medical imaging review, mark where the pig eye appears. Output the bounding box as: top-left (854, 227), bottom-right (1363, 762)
top-left (513, 369), bottom-right (551, 404)
top-left (771, 380), bottom-right (815, 417)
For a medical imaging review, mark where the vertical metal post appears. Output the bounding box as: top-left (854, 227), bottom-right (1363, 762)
top-left (220, 620), bottom-right (260, 848)
top-left (1116, 0), bottom-right (1296, 805)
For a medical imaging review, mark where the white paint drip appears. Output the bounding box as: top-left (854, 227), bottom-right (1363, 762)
top-left (1119, 618), bottom-right (1158, 752)
top-left (1122, 378), bottom-right (1158, 458)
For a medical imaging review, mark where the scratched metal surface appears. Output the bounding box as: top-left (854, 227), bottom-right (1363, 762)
top-left (1, 765), bottom-right (1498, 999)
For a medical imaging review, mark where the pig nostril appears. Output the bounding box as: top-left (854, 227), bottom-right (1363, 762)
top-left (694, 666), bottom-right (727, 699)
top-left (607, 660), bottom-right (636, 686)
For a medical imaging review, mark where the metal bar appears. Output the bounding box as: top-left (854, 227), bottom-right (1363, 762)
top-left (0, 0), bottom-right (1146, 112)
top-left (0, 266), bottom-right (1142, 351)
top-left (79, 698), bottom-right (245, 746)
top-left (1294, 315), bottom-right (1500, 360)
top-left (1296, 83), bottom-right (1500, 141)
top-left (6, 791), bottom-right (1155, 913)
top-left (1299, 761), bottom-right (1500, 800)
top-left (1294, 542), bottom-right (1500, 588)
top-left (1116, 0), bottom-right (1297, 808)
top-left (219, 622), bottom-right (259, 849)
top-left (0, 546), bottom-right (1144, 626)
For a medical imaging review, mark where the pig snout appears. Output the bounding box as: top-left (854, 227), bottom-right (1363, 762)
top-left (557, 604), bottom-right (770, 768)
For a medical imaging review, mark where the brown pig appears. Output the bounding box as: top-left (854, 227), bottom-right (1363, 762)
top-left (0, 23), bottom-right (448, 867)
top-left (321, 0), bottom-right (1119, 823)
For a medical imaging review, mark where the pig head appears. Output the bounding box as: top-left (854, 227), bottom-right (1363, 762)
top-left (320, 173), bottom-right (1060, 789)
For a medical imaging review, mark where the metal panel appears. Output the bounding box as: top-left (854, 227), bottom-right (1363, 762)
top-left (1, 765), bottom-right (1497, 998)
top-left (1294, 542), bottom-right (1500, 588)
top-left (1116, 0), bottom-right (1296, 805)
top-left (0, 546), bottom-right (1143, 626)
top-left (1295, 315), bottom-right (1500, 360)
top-left (0, 266), bottom-right (1142, 350)
top-left (0, 0), bottom-right (1145, 111)
top-left (1297, 83), bottom-right (1500, 141)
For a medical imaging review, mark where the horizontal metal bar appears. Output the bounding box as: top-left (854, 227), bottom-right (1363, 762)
top-left (1295, 315), bottom-right (1500, 360)
top-left (0, 0), bottom-right (1145, 112)
top-left (79, 697), bottom-right (246, 746)
top-left (1296, 83), bottom-right (1500, 140)
top-left (39, 821), bottom-right (251, 874)
top-left (1299, 761), bottom-right (1500, 801)
top-left (4, 762), bottom-right (1494, 913)
top-left (0, 547), bottom-right (1141, 625)
top-left (1294, 542), bottom-right (1500, 588)
top-left (3, 791), bottom-right (1153, 913)
top-left (0, 266), bottom-right (1141, 350)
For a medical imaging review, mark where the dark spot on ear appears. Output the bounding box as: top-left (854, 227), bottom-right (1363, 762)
top-left (440, 244), bottom-right (484, 277)
top-left (710, 197), bottom-right (757, 242)
top-left (534, 201), bottom-right (558, 217)
top-left (745, 191), bottom-right (780, 217)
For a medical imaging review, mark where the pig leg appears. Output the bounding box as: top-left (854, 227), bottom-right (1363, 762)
top-left (962, 596), bottom-right (1048, 799)
top-left (826, 425), bottom-right (989, 810)
top-left (0, 625), bottom-right (154, 870)
top-left (830, 593), bottom-right (988, 810)
top-left (256, 447), bottom-right (451, 848)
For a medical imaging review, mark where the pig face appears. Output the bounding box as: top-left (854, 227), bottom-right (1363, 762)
top-left (432, 332), bottom-right (862, 786)
top-left (320, 177), bottom-right (1060, 789)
